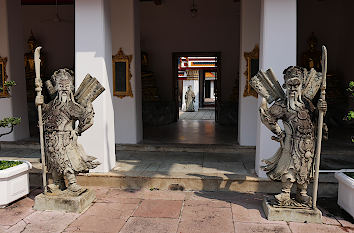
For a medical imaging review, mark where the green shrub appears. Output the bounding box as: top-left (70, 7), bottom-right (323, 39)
top-left (346, 81), bottom-right (354, 142)
top-left (0, 160), bottom-right (22, 170)
top-left (345, 172), bottom-right (354, 179)
top-left (0, 81), bottom-right (21, 138)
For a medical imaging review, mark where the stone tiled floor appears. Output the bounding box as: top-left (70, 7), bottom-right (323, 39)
top-left (143, 120), bottom-right (237, 145)
top-left (113, 150), bottom-right (254, 178)
top-left (179, 109), bottom-right (215, 120)
top-left (0, 187), bottom-right (353, 233)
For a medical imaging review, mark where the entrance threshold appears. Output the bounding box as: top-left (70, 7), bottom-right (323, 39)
top-left (116, 143), bottom-right (255, 153)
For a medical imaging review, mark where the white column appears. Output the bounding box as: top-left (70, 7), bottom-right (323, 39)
top-left (0, 0), bottom-right (29, 141)
top-left (75, 0), bottom-right (115, 172)
top-left (255, 0), bottom-right (297, 177)
top-left (238, 0), bottom-right (260, 146)
top-left (110, 0), bottom-right (143, 144)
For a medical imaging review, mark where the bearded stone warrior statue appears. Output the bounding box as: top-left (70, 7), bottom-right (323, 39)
top-left (35, 68), bottom-right (104, 196)
top-left (250, 66), bottom-right (327, 207)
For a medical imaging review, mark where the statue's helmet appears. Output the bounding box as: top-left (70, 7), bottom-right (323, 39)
top-left (282, 66), bottom-right (304, 89)
top-left (51, 68), bottom-right (75, 92)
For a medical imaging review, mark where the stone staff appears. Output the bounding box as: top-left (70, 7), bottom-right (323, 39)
top-left (312, 45), bottom-right (327, 208)
top-left (34, 46), bottom-right (47, 194)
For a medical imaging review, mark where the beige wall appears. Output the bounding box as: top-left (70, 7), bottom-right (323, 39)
top-left (110, 0), bottom-right (143, 143)
top-left (0, 0), bottom-right (29, 141)
top-left (140, 0), bottom-right (241, 101)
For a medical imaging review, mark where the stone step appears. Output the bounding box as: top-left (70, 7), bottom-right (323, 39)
top-left (116, 143), bottom-right (255, 153)
top-left (27, 162), bottom-right (338, 198)
top-left (0, 140), bottom-right (255, 153)
top-left (0, 140), bottom-right (40, 150)
top-left (76, 172), bottom-right (338, 197)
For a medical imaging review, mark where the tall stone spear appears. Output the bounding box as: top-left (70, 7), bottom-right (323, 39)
top-left (312, 45), bottom-right (327, 209)
top-left (34, 46), bottom-right (47, 194)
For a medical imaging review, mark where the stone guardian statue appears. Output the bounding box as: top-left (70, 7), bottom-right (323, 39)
top-left (34, 49), bottom-right (104, 199)
top-left (250, 47), bottom-right (328, 223)
top-left (185, 85), bottom-right (195, 112)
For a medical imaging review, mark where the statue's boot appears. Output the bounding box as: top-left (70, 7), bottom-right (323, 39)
top-left (296, 182), bottom-right (312, 206)
top-left (47, 171), bottom-right (66, 194)
top-left (275, 179), bottom-right (295, 206)
top-left (66, 172), bottom-right (87, 195)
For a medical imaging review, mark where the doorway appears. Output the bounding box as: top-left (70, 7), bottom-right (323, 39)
top-left (172, 52), bottom-right (221, 122)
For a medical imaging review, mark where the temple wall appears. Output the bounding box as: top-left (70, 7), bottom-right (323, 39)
top-left (0, 0), bottom-right (29, 141)
top-left (110, 0), bottom-right (143, 144)
top-left (140, 0), bottom-right (240, 101)
top-left (238, 0), bottom-right (260, 146)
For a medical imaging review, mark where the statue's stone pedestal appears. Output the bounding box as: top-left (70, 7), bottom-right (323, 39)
top-left (262, 198), bottom-right (322, 223)
top-left (34, 189), bottom-right (96, 213)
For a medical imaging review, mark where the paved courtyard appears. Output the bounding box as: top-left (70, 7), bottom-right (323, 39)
top-left (179, 108), bottom-right (215, 120)
top-left (0, 187), bottom-right (353, 233)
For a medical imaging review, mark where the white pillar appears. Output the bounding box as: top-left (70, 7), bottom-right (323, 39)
top-left (75, 0), bottom-right (116, 172)
top-left (0, 0), bottom-right (29, 141)
top-left (255, 0), bottom-right (297, 177)
top-left (110, 0), bottom-right (143, 144)
top-left (210, 80), bottom-right (215, 99)
top-left (238, 0), bottom-right (260, 146)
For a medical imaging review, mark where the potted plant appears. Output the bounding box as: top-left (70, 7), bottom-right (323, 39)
top-left (0, 81), bottom-right (32, 207)
top-left (335, 81), bottom-right (354, 218)
top-left (0, 160), bottom-right (32, 207)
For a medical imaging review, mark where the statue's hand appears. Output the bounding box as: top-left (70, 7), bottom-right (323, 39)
top-left (317, 99), bottom-right (327, 113)
top-left (35, 95), bottom-right (44, 106)
top-left (260, 97), bottom-right (268, 111)
top-left (271, 131), bottom-right (285, 143)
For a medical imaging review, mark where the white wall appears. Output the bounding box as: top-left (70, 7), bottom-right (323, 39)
top-left (75, 0), bottom-right (116, 172)
top-left (256, 0), bottom-right (297, 177)
top-left (110, 0), bottom-right (143, 144)
top-left (0, 0), bottom-right (29, 141)
top-left (238, 0), bottom-right (260, 146)
top-left (140, 0), bottom-right (240, 101)
top-left (21, 5), bottom-right (75, 75)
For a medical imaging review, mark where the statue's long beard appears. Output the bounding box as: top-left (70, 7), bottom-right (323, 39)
top-left (53, 91), bottom-right (73, 109)
top-left (287, 92), bottom-right (304, 111)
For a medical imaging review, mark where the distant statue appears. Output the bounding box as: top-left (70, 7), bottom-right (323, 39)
top-left (185, 85), bottom-right (195, 112)
top-left (250, 66), bottom-right (327, 207)
top-left (35, 68), bottom-right (104, 196)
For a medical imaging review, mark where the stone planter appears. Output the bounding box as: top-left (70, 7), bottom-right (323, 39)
top-left (0, 161), bottom-right (32, 207)
top-left (335, 172), bottom-right (354, 218)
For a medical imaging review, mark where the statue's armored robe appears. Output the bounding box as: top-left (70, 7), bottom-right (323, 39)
top-left (43, 99), bottom-right (97, 174)
top-left (261, 99), bottom-right (316, 184)
top-left (185, 89), bottom-right (195, 112)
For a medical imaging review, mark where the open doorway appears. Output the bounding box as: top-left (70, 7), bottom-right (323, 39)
top-left (172, 52), bottom-right (221, 122)
top-left (177, 56), bottom-right (217, 120)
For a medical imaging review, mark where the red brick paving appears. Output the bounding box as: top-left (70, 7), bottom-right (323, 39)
top-left (133, 199), bottom-right (183, 218)
top-left (0, 187), bottom-right (353, 233)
